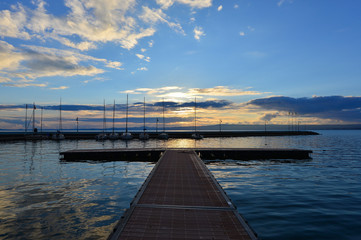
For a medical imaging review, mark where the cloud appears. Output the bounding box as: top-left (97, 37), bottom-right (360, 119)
top-left (120, 86), bottom-right (183, 95)
top-left (0, 0), bottom-right (156, 51)
top-left (194, 26), bottom-right (205, 40)
top-left (217, 5), bottom-right (223, 11)
top-left (278, 0), bottom-right (294, 7)
top-left (261, 113), bottom-right (280, 122)
top-left (140, 6), bottom-right (184, 35)
top-left (156, 0), bottom-right (212, 9)
top-left (239, 31), bottom-right (245, 36)
top-left (248, 96), bottom-right (361, 123)
top-left (136, 54), bottom-right (145, 60)
top-left (50, 86), bottom-right (69, 90)
top-left (0, 42), bottom-right (123, 86)
top-left (234, 4), bottom-right (239, 9)
top-left (0, 4), bottom-right (31, 40)
top-left (2, 83), bottom-right (48, 88)
top-left (1, 0), bottom-right (212, 52)
top-left (189, 86), bottom-right (264, 96)
top-left (136, 53), bottom-right (151, 62)
top-left (137, 67), bottom-right (148, 71)
top-left (0, 40), bottom-right (25, 71)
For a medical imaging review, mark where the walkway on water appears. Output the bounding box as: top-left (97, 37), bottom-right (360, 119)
top-left (61, 148), bottom-right (312, 161)
top-left (108, 150), bottom-right (257, 240)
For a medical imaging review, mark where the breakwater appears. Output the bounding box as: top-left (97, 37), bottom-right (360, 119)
top-left (0, 130), bottom-right (319, 141)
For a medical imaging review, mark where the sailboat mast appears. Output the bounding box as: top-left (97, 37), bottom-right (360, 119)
top-left (103, 99), bottom-right (106, 134)
top-left (33, 102), bottom-right (36, 132)
top-left (41, 107), bottom-right (43, 133)
top-left (125, 94), bottom-right (128, 133)
top-left (112, 100), bottom-right (115, 134)
top-left (162, 98), bottom-right (165, 132)
top-left (143, 97), bottom-right (146, 132)
top-left (59, 98), bottom-right (62, 131)
top-left (194, 97), bottom-right (197, 133)
top-left (25, 104), bottom-right (28, 134)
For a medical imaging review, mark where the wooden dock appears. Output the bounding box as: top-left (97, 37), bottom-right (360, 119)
top-left (108, 150), bottom-right (257, 240)
top-left (60, 148), bottom-right (312, 161)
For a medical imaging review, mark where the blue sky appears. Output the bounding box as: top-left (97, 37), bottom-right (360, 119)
top-left (1, 0), bottom-right (361, 130)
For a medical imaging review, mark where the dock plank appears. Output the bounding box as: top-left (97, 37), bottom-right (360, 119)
top-left (108, 150), bottom-right (257, 240)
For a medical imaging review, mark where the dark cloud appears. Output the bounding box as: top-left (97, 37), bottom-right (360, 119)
top-left (0, 100), bottom-right (233, 112)
top-left (146, 99), bottom-right (232, 109)
top-left (249, 96), bottom-right (361, 123)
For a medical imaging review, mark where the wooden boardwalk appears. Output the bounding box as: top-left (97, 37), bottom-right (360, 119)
top-left (108, 150), bottom-right (257, 240)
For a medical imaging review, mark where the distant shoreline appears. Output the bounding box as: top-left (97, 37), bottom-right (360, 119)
top-left (0, 130), bottom-right (319, 141)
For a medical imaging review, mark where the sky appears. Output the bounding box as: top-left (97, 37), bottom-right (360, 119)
top-left (1, 0), bottom-right (361, 130)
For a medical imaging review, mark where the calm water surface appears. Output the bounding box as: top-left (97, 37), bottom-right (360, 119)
top-left (1, 130), bottom-right (361, 239)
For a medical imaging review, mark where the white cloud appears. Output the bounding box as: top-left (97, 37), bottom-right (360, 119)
top-left (136, 53), bottom-right (150, 62)
top-left (3, 82), bottom-right (48, 88)
top-left (0, 5), bottom-right (31, 40)
top-left (234, 4), bottom-right (239, 9)
top-left (121, 86), bottom-right (265, 99)
top-left (50, 86), bottom-right (69, 90)
top-left (136, 54), bottom-right (145, 59)
top-left (0, 42), bottom-right (110, 87)
top-left (137, 67), bottom-right (148, 71)
top-left (156, 0), bottom-right (174, 9)
top-left (140, 6), bottom-right (184, 35)
top-left (239, 31), bottom-right (245, 36)
top-left (148, 40), bottom-right (154, 47)
top-left (120, 86), bottom-right (183, 95)
top-left (141, 48), bottom-right (146, 52)
top-left (156, 0), bottom-right (212, 9)
top-left (177, 0), bottom-right (212, 9)
top-left (0, 0), bottom-right (156, 51)
top-left (217, 5), bottom-right (223, 11)
top-left (194, 26), bottom-right (205, 40)
top-left (189, 86), bottom-right (264, 96)
top-left (0, 0), bottom-right (214, 54)
top-left (0, 41), bottom-right (25, 71)
top-left (105, 61), bottom-right (123, 69)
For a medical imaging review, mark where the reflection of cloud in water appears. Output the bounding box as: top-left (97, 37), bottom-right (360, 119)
top-left (0, 140), bottom-right (154, 239)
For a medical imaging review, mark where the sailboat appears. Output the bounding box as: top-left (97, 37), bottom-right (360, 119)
top-left (96, 100), bottom-right (108, 140)
top-left (158, 98), bottom-right (168, 140)
top-left (120, 94), bottom-right (133, 140)
top-left (52, 98), bottom-right (65, 140)
top-left (25, 103), bottom-right (44, 140)
top-left (139, 97), bottom-right (149, 140)
top-left (191, 97), bottom-right (203, 139)
top-left (108, 100), bottom-right (119, 140)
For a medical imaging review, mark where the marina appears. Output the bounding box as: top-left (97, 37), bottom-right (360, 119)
top-left (0, 130), bottom-right (318, 141)
top-left (1, 131), bottom-right (361, 239)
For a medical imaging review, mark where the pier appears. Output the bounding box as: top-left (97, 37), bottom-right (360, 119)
top-left (60, 148), bottom-right (312, 161)
top-left (108, 150), bottom-right (257, 240)
top-left (60, 147), bottom-right (312, 239)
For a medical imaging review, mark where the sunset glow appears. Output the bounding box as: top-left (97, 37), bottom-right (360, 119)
top-left (1, 0), bottom-right (361, 130)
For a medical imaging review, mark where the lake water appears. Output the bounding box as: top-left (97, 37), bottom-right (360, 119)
top-left (1, 130), bottom-right (361, 239)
